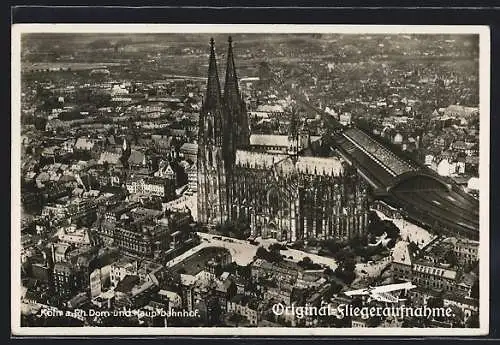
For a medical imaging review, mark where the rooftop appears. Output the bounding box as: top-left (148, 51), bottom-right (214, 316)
top-left (249, 134), bottom-right (290, 148)
top-left (413, 262), bottom-right (457, 280)
top-left (115, 275), bottom-right (140, 293)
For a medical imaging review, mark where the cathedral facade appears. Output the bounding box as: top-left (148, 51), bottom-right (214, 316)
top-left (197, 37), bottom-right (369, 243)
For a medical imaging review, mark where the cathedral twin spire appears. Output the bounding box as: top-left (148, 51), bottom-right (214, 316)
top-left (203, 38), bottom-right (222, 112)
top-left (223, 36), bottom-right (241, 107)
top-left (203, 36), bottom-right (240, 115)
top-left (200, 36), bottom-right (250, 152)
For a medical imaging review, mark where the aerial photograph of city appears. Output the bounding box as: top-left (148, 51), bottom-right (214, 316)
top-left (13, 26), bottom-right (487, 334)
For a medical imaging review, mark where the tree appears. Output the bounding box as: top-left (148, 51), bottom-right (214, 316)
top-left (255, 246), bottom-right (269, 260)
top-left (298, 256), bottom-right (322, 270)
top-left (368, 210), bottom-right (381, 224)
top-left (291, 240), bottom-right (305, 250)
top-left (335, 248), bottom-right (355, 265)
top-left (369, 217), bottom-right (400, 240)
top-left (382, 220), bottom-right (400, 240)
top-left (215, 219), bottom-right (249, 240)
top-left (255, 246), bottom-right (282, 263)
top-left (321, 239), bottom-right (341, 254)
top-left (386, 238), bottom-right (396, 249)
top-left (214, 265), bottom-right (224, 277)
top-left (301, 256), bottom-right (312, 265)
top-left (269, 243), bottom-right (285, 252)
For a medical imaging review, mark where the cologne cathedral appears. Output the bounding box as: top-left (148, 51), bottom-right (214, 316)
top-left (197, 37), bottom-right (369, 243)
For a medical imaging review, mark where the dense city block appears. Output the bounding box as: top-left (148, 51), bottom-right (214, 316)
top-left (20, 33), bottom-right (480, 328)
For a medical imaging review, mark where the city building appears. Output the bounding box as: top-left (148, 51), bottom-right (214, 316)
top-left (53, 262), bottom-right (80, 298)
top-left (126, 176), bottom-right (176, 202)
top-left (110, 258), bottom-right (138, 287)
top-left (227, 294), bottom-right (260, 325)
top-left (448, 237), bottom-right (479, 264)
top-left (113, 222), bottom-right (169, 258)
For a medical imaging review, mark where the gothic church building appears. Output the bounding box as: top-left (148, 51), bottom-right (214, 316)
top-left (197, 37), bottom-right (369, 243)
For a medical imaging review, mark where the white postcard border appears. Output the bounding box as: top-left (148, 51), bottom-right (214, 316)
top-left (11, 23), bottom-right (491, 337)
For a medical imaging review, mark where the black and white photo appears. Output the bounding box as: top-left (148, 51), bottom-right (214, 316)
top-left (11, 24), bottom-right (490, 336)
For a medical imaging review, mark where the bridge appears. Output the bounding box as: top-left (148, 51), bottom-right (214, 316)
top-left (266, 63), bottom-right (480, 240)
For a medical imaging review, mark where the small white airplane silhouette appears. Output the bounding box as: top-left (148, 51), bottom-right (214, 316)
top-left (344, 282), bottom-right (417, 303)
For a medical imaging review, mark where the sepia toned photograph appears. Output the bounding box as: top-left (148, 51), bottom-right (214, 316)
top-left (11, 24), bottom-right (490, 336)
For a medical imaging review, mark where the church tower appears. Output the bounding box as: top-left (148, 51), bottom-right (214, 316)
top-left (222, 36), bottom-right (251, 221)
top-left (223, 36), bottom-right (250, 160)
top-left (197, 38), bottom-right (229, 225)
